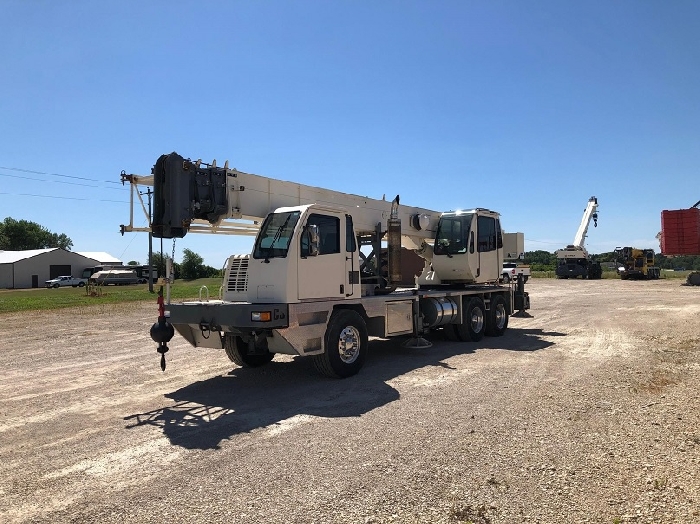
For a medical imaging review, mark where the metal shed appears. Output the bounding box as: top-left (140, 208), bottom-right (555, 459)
top-left (0, 249), bottom-right (102, 289)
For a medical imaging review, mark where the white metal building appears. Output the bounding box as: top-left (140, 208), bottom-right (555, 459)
top-left (0, 249), bottom-right (105, 289)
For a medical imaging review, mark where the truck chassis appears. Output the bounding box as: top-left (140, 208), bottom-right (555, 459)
top-left (167, 283), bottom-right (523, 378)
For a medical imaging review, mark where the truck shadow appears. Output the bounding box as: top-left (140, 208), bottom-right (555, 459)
top-left (124, 327), bottom-right (562, 449)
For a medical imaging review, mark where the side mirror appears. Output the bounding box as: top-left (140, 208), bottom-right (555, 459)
top-left (302, 224), bottom-right (320, 257)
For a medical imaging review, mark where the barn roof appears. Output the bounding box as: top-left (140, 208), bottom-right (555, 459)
top-left (0, 249), bottom-right (121, 265)
top-left (77, 252), bottom-right (122, 264)
top-left (0, 248), bottom-right (59, 264)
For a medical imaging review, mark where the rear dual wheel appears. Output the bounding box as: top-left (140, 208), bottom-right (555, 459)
top-left (449, 298), bottom-right (486, 342)
top-left (446, 295), bottom-right (508, 341)
top-left (485, 295), bottom-right (508, 337)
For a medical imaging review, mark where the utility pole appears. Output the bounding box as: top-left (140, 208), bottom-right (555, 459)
top-left (147, 188), bottom-right (154, 293)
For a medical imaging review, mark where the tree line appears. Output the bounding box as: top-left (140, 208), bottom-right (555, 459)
top-left (0, 217), bottom-right (72, 251)
top-left (523, 250), bottom-right (700, 271)
top-left (1, 217), bottom-right (221, 280)
top-left (148, 249), bottom-right (222, 280)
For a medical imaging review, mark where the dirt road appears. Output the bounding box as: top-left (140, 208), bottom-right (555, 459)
top-left (1, 279), bottom-right (699, 523)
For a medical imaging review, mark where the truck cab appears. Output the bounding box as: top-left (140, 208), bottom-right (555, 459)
top-left (246, 204), bottom-right (360, 303)
top-left (418, 210), bottom-right (503, 286)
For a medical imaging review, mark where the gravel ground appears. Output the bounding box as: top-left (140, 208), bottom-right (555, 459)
top-left (1, 278), bottom-right (699, 524)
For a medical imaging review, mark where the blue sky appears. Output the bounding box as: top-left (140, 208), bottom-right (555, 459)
top-left (2, 1), bottom-right (699, 267)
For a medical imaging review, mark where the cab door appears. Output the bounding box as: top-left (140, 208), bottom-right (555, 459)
top-left (298, 213), bottom-right (346, 300)
top-left (476, 214), bottom-right (502, 282)
top-left (344, 214), bottom-right (360, 298)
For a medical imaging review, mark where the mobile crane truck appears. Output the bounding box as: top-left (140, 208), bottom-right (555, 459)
top-left (614, 247), bottom-right (661, 280)
top-left (555, 196), bottom-right (602, 279)
top-left (121, 152), bottom-right (530, 378)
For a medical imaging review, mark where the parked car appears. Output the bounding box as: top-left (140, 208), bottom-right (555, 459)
top-left (45, 276), bottom-right (87, 288)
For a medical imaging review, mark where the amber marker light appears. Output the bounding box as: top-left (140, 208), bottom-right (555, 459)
top-left (251, 311), bottom-right (272, 322)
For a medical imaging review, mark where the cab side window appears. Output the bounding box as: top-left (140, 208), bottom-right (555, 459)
top-left (477, 216), bottom-right (497, 252)
top-left (346, 215), bottom-right (357, 253)
top-left (307, 214), bottom-right (340, 255)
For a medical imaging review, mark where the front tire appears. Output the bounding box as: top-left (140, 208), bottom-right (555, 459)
top-left (502, 274), bottom-right (511, 284)
top-left (53, 283), bottom-right (59, 288)
top-left (454, 297), bottom-right (485, 342)
top-left (224, 335), bottom-right (274, 368)
top-left (485, 295), bottom-right (508, 337)
top-left (313, 310), bottom-right (368, 378)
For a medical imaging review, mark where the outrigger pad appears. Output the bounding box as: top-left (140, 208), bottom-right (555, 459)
top-left (402, 337), bottom-right (433, 349)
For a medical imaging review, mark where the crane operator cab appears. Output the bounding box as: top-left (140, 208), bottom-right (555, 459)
top-left (419, 209), bottom-right (503, 286)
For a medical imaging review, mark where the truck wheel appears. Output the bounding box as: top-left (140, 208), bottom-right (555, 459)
top-left (314, 309), bottom-right (368, 378)
top-left (53, 283), bottom-right (60, 288)
top-left (224, 335), bottom-right (274, 368)
top-left (686, 272), bottom-right (700, 286)
top-left (78, 282), bottom-right (85, 287)
top-left (523, 276), bottom-right (529, 283)
top-left (454, 298), bottom-right (485, 342)
top-left (485, 295), bottom-right (508, 337)
top-left (502, 274), bottom-right (510, 284)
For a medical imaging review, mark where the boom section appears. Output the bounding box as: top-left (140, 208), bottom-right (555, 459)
top-left (572, 196), bottom-right (599, 249)
top-left (120, 152), bottom-right (439, 242)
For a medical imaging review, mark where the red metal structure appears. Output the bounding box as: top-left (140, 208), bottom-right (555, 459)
top-left (660, 200), bottom-right (700, 285)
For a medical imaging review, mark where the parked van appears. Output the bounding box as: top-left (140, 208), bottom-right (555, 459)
top-left (89, 269), bottom-right (139, 286)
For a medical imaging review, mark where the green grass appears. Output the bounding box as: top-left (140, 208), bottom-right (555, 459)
top-left (531, 269), bottom-right (692, 280)
top-left (0, 278), bottom-right (224, 313)
top-left (529, 270), bottom-right (625, 278)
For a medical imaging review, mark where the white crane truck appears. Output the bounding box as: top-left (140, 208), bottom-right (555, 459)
top-left (555, 196), bottom-right (602, 279)
top-left (121, 152), bottom-right (530, 377)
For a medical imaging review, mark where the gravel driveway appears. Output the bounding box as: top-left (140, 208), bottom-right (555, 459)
top-left (1, 279), bottom-right (698, 523)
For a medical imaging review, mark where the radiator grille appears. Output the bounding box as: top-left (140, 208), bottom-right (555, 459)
top-left (226, 255), bottom-right (249, 294)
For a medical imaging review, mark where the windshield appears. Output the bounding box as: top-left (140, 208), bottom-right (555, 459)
top-left (434, 214), bottom-right (473, 256)
top-left (253, 211), bottom-right (301, 260)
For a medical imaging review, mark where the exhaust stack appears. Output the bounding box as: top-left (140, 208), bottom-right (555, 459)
top-left (388, 195), bottom-right (402, 286)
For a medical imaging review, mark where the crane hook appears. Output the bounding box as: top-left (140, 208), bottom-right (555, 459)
top-left (149, 289), bottom-right (174, 371)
